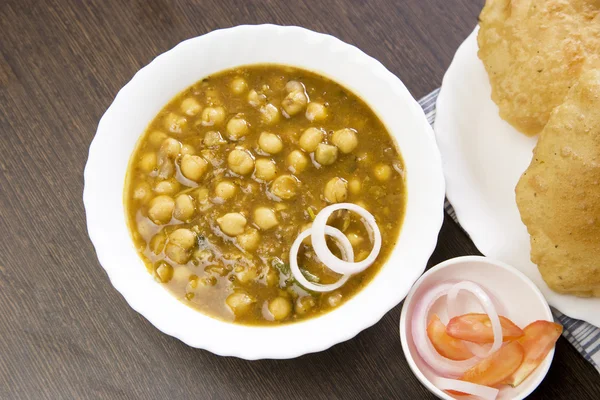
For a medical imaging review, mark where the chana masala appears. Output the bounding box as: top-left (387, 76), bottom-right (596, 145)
top-left (125, 65), bottom-right (406, 325)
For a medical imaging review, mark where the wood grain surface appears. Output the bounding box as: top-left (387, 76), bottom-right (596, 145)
top-left (1, 0), bottom-right (599, 399)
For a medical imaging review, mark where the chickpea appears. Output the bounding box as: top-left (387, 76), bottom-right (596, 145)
top-left (195, 188), bottom-right (211, 212)
top-left (237, 228), bottom-right (260, 251)
top-left (285, 80), bottom-right (304, 93)
top-left (180, 97), bottom-right (202, 116)
top-left (160, 138), bottom-right (181, 158)
top-left (155, 261), bottom-right (174, 283)
top-left (254, 207), bottom-right (278, 230)
top-left (191, 248), bottom-right (209, 263)
top-left (374, 163), bottom-right (392, 181)
top-left (226, 115), bottom-right (250, 140)
top-left (230, 77), bottom-right (248, 94)
top-left (236, 266), bottom-right (258, 284)
top-left (196, 187), bottom-right (209, 202)
top-left (268, 296), bottom-right (292, 320)
top-left (200, 106), bottom-right (226, 126)
top-left (139, 152), bottom-right (157, 172)
top-left (282, 90), bottom-right (308, 116)
top-left (217, 212), bottom-right (247, 236)
top-left (150, 232), bottom-right (166, 254)
top-left (227, 148), bottom-right (255, 175)
top-left (327, 291), bottom-right (343, 307)
top-left (270, 174), bottom-right (299, 200)
top-left (164, 112), bottom-right (188, 134)
top-left (331, 128), bottom-right (358, 154)
top-left (254, 158), bottom-right (277, 181)
top-left (149, 131), bottom-right (168, 147)
top-left (133, 182), bottom-right (153, 203)
top-left (172, 266), bottom-right (192, 282)
top-left (299, 127), bottom-right (325, 152)
top-left (247, 89), bottom-right (266, 107)
top-left (324, 177), bottom-right (348, 203)
top-left (203, 130), bottom-right (226, 146)
top-left (187, 275), bottom-right (200, 290)
top-left (154, 179), bottom-right (180, 195)
top-left (346, 232), bottom-right (364, 247)
top-left (348, 178), bottom-right (362, 194)
top-left (180, 154), bottom-right (209, 182)
top-left (258, 132), bottom-right (283, 154)
top-left (315, 143), bottom-right (338, 165)
top-left (259, 104), bottom-right (280, 125)
top-left (226, 291), bottom-right (255, 315)
top-left (136, 219), bottom-right (154, 240)
top-left (295, 296), bottom-right (316, 315)
top-left (169, 228), bottom-right (196, 249)
top-left (215, 180), bottom-right (237, 200)
top-left (147, 195), bottom-right (174, 224)
top-left (286, 150), bottom-right (309, 174)
top-left (305, 102), bottom-right (327, 122)
top-left (182, 144), bottom-right (195, 156)
top-left (173, 194), bottom-right (195, 221)
top-left (266, 268), bottom-right (280, 287)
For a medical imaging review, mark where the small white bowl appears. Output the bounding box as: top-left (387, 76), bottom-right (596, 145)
top-left (84, 24), bottom-right (445, 359)
top-left (399, 256), bottom-right (554, 400)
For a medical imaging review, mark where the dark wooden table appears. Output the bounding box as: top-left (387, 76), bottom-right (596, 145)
top-left (1, 0), bottom-right (599, 398)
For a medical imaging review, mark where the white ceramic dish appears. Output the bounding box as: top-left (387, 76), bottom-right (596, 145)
top-left (400, 256), bottom-right (554, 400)
top-left (434, 27), bottom-right (600, 327)
top-left (83, 24), bottom-right (445, 359)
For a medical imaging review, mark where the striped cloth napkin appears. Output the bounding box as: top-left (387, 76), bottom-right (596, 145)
top-left (418, 88), bottom-right (600, 373)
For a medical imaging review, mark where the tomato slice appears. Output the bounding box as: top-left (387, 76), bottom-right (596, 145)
top-left (504, 320), bottom-right (563, 387)
top-left (460, 341), bottom-right (525, 387)
top-left (427, 314), bottom-right (474, 361)
top-left (446, 313), bottom-right (524, 343)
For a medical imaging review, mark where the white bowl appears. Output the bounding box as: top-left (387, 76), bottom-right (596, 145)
top-left (400, 256), bottom-right (554, 400)
top-left (84, 24), bottom-right (445, 359)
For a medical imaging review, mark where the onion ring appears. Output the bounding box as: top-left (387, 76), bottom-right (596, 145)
top-left (289, 226), bottom-right (354, 292)
top-left (430, 376), bottom-right (499, 400)
top-left (446, 281), bottom-right (503, 358)
top-left (464, 342), bottom-right (494, 359)
top-left (411, 282), bottom-right (480, 377)
top-left (311, 203), bottom-right (381, 275)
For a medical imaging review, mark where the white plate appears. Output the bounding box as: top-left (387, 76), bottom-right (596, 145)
top-left (434, 27), bottom-right (600, 327)
top-left (83, 25), bottom-right (445, 359)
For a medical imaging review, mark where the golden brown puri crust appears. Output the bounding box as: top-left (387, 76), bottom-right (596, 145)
top-left (516, 69), bottom-right (600, 297)
top-left (477, 0), bottom-right (600, 136)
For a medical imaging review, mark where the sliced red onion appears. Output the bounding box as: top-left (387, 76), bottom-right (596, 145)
top-left (411, 282), bottom-right (480, 377)
top-left (289, 226), bottom-right (353, 292)
top-left (464, 342), bottom-right (494, 359)
top-left (446, 281), bottom-right (503, 357)
top-left (311, 203), bottom-right (381, 275)
top-left (430, 376), bottom-right (499, 400)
